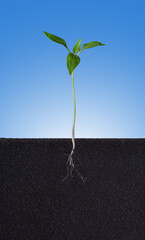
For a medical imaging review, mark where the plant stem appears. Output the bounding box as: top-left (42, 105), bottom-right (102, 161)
top-left (76, 50), bottom-right (82, 56)
top-left (72, 70), bottom-right (76, 150)
top-left (66, 47), bottom-right (71, 53)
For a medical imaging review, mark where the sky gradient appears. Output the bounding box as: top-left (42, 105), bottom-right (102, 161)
top-left (0, 0), bottom-right (145, 138)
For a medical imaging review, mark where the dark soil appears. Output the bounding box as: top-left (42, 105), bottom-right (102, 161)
top-left (0, 138), bottom-right (145, 240)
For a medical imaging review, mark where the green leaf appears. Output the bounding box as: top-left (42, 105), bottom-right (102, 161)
top-left (73, 38), bottom-right (81, 54)
top-left (81, 41), bottom-right (106, 53)
top-left (43, 31), bottom-right (70, 51)
top-left (67, 53), bottom-right (80, 75)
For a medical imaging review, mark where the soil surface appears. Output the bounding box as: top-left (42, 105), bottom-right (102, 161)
top-left (0, 138), bottom-right (145, 240)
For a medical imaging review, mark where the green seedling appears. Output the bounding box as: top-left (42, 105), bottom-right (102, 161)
top-left (43, 31), bottom-right (106, 182)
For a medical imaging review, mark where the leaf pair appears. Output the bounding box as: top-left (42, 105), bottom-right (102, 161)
top-left (72, 38), bottom-right (106, 55)
top-left (43, 31), bottom-right (106, 75)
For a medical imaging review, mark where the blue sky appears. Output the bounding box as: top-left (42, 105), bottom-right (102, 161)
top-left (0, 0), bottom-right (145, 138)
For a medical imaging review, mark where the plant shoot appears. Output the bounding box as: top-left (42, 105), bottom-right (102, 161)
top-left (43, 31), bottom-right (106, 181)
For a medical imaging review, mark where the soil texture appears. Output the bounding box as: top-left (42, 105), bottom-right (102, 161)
top-left (0, 138), bottom-right (145, 240)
